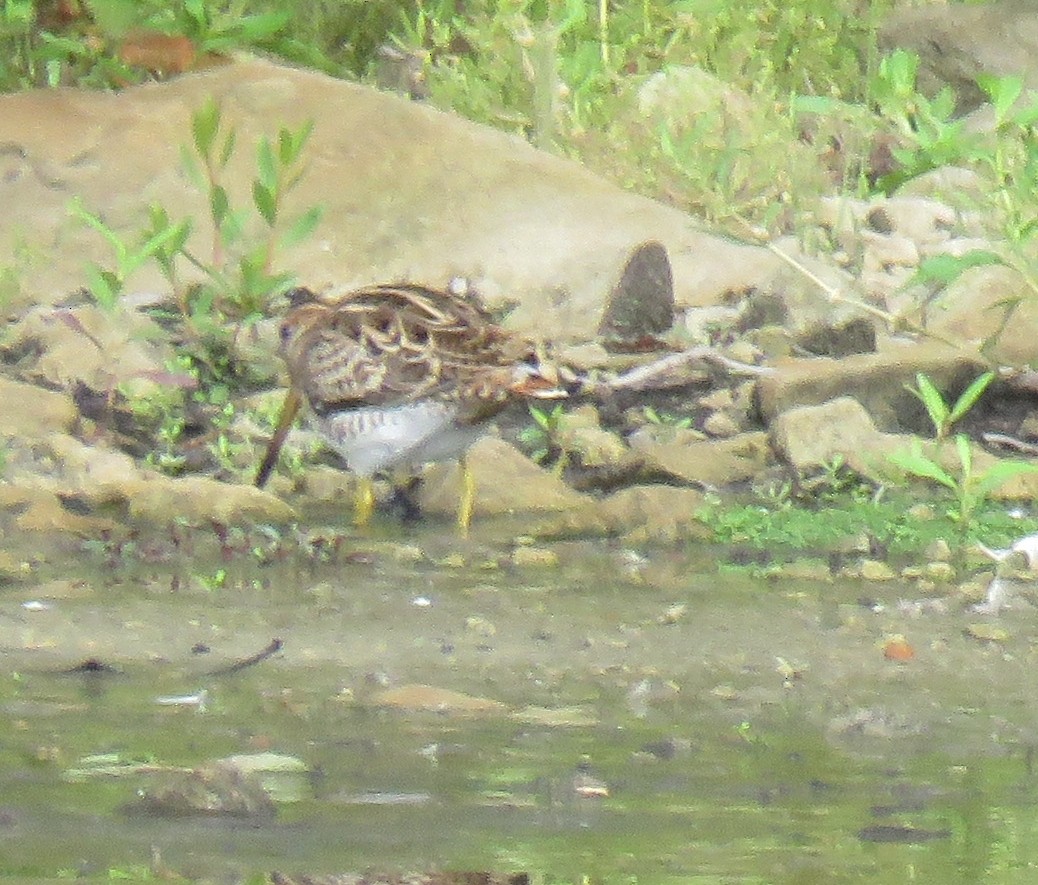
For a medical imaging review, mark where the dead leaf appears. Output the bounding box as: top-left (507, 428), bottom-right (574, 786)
top-left (119, 31), bottom-right (197, 74)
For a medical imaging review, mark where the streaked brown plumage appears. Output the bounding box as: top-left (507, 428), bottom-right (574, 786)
top-left (255, 283), bottom-right (563, 531)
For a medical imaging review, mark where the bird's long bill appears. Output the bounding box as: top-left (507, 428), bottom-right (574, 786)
top-left (254, 386), bottom-right (303, 488)
top-left (512, 360), bottom-right (568, 400)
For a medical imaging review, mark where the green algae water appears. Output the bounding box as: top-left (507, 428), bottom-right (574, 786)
top-left (2, 524), bottom-right (1038, 883)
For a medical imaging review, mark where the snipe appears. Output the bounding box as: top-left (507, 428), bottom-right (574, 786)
top-left (255, 284), bottom-right (563, 532)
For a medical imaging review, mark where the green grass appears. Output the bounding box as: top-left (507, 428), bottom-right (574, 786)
top-left (699, 485), bottom-right (1038, 563)
top-left (0, 0), bottom-right (895, 233)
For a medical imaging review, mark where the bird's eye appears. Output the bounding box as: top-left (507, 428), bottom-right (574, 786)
top-left (279, 322), bottom-right (293, 343)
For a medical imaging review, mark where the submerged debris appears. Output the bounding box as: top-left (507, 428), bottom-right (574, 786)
top-left (137, 762), bottom-right (277, 818)
top-left (155, 689), bottom-right (208, 711)
top-left (857, 824), bottom-right (951, 844)
top-left (206, 637), bottom-right (284, 676)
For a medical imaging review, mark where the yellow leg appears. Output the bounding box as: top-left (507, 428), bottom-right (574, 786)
top-left (457, 456), bottom-right (475, 537)
top-left (354, 476), bottom-right (375, 527)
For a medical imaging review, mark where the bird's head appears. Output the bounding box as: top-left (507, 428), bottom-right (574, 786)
top-left (508, 349), bottom-right (568, 399)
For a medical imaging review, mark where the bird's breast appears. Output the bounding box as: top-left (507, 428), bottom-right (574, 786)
top-left (313, 401), bottom-right (483, 475)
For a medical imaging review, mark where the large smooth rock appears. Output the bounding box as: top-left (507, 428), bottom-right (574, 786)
top-left (125, 474), bottom-right (296, 524)
top-left (537, 484), bottom-right (710, 543)
top-left (628, 428), bottom-right (770, 487)
top-left (926, 265), bottom-right (1038, 366)
top-left (0, 482), bottom-right (117, 536)
top-left (555, 405), bottom-right (630, 469)
top-left (601, 485), bottom-right (712, 544)
top-left (0, 57), bottom-right (767, 341)
top-left (11, 432), bottom-right (294, 524)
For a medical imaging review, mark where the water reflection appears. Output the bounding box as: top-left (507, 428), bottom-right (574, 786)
top-left (2, 532), bottom-right (1038, 882)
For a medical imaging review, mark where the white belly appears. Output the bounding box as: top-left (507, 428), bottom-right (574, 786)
top-left (314, 402), bottom-right (484, 476)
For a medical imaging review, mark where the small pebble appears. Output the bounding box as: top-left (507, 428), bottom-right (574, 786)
top-left (511, 546), bottom-right (559, 568)
top-left (924, 539), bottom-right (952, 562)
top-left (922, 561), bottom-right (955, 583)
top-left (859, 559), bottom-right (897, 581)
top-left (464, 616), bottom-right (496, 637)
top-left (658, 603), bottom-right (687, 625)
top-left (965, 624), bottom-right (1009, 643)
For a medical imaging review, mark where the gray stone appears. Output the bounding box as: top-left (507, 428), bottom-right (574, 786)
top-left (597, 241), bottom-right (674, 342)
top-left (755, 345), bottom-right (988, 432)
top-left (628, 428), bottom-right (770, 487)
top-left (0, 378), bottom-right (77, 438)
top-left (769, 396), bottom-right (905, 478)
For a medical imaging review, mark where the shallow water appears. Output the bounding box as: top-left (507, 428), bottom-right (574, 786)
top-left (3, 520), bottom-right (1038, 883)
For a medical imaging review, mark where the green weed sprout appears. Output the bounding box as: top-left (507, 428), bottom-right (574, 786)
top-left (890, 371), bottom-right (1038, 534)
top-left (181, 97), bottom-right (323, 322)
top-left (642, 405), bottom-right (693, 430)
top-left (871, 49), bottom-right (979, 193)
top-left (69, 99), bottom-right (323, 480)
top-left (890, 70), bottom-right (1038, 353)
top-left (888, 433), bottom-right (1038, 532)
top-left (161, 1), bottom-right (289, 56)
top-left (72, 97), bottom-right (321, 322)
top-left (519, 403), bottom-right (566, 466)
top-left (907, 370), bottom-right (994, 442)
top-left (71, 198), bottom-right (190, 310)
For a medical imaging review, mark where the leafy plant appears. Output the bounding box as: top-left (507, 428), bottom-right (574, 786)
top-left (382, 0), bottom-right (889, 232)
top-left (137, 0), bottom-right (290, 56)
top-left (0, 0), bottom-right (39, 89)
top-left (178, 97), bottom-right (323, 324)
top-left (906, 370), bottom-right (994, 442)
top-left (0, 0), bottom-right (141, 90)
top-left (1, 0), bottom-right (297, 90)
top-left (797, 454), bottom-right (877, 506)
top-left (885, 370), bottom-right (1036, 535)
top-left (871, 49), bottom-right (980, 193)
top-left (70, 198), bottom-right (190, 310)
top-left (206, 399), bottom-right (254, 476)
top-left (887, 71), bottom-right (1038, 352)
top-left (887, 434), bottom-right (1038, 533)
top-left (701, 483), bottom-right (1032, 561)
top-left (196, 567), bottom-right (228, 591)
top-left (73, 98), bottom-right (321, 333)
top-left (118, 367), bottom-right (193, 475)
top-left (518, 402), bottom-right (568, 470)
top-left (70, 99), bottom-right (323, 479)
